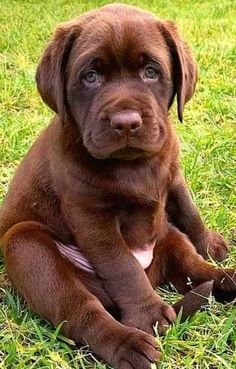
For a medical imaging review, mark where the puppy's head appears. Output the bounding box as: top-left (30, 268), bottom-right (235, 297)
top-left (36, 4), bottom-right (197, 160)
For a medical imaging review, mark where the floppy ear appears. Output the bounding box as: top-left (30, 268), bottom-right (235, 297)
top-left (36, 22), bottom-right (80, 123)
top-left (158, 21), bottom-right (198, 122)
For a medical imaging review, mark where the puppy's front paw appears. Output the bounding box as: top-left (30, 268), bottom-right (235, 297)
top-left (112, 327), bottom-right (160, 369)
top-left (199, 230), bottom-right (230, 261)
top-left (121, 297), bottom-right (176, 335)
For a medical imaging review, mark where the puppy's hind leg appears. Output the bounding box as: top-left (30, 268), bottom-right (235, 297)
top-left (1, 221), bottom-right (160, 369)
top-left (147, 226), bottom-right (236, 302)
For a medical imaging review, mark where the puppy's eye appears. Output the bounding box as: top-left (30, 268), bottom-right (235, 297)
top-left (83, 70), bottom-right (100, 84)
top-left (143, 65), bottom-right (159, 79)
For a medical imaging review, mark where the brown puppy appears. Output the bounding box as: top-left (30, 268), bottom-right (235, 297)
top-left (0, 4), bottom-right (235, 369)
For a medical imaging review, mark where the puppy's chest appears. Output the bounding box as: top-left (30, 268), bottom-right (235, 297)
top-left (118, 202), bottom-right (166, 267)
top-left (120, 208), bottom-right (156, 247)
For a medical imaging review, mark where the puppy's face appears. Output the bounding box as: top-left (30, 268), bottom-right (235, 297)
top-left (67, 12), bottom-right (173, 160)
top-left (37, 4), bottom-right (197, 160)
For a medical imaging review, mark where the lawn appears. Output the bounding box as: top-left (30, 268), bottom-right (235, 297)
top-left (0, 0), bottom-right (235, 368)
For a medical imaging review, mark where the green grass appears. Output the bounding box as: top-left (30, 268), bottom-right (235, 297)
top-left (0, 0), bottom-right (235, 368)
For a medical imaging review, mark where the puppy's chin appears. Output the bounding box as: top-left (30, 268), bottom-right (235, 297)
top-left (109, 147), bottom-right (154, 160)
top-left (87, 146), bottom-right (156, 161)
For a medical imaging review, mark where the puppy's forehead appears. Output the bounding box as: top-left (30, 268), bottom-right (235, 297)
top-left (72, 7), bottom-right (170, 69)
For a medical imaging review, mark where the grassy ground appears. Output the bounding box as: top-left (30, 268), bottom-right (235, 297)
top-left (0, 0), bottom-right (235, 368)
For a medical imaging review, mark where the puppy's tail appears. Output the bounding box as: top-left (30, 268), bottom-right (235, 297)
top-left (172, 281), bottom-right (213, 322)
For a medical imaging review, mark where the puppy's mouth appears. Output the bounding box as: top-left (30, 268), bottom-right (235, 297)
top-left (86, 138), bottom-right (159, 160)
top-left (85, 130), bottom-right (162, 160)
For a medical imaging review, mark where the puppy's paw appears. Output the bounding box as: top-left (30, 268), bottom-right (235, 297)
top-left (213, 269), bottom-right (236, 303)
top-left (112, 327), bottom-right (160, 369)
top-left (199, 230), bottom-right (230, 261)
top-left (121, 298), bottom-right (176, 335)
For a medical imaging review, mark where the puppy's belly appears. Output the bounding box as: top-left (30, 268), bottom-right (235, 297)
top-left (132, 245), bottom-right (154, 269)
top-left (55, 241), bottom-right (155, 273)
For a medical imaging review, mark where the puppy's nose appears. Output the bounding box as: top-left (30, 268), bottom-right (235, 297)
top-left (110, 110), bottom-right (142, 134)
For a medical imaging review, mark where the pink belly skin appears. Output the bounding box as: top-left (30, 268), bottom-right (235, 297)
top-left (131, 242), bottom-right (155, 269)
top-left (56, 241), bottom-right (155, 273)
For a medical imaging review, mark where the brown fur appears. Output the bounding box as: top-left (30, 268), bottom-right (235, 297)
top-left (0, 5), bottom-right (235, 369)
